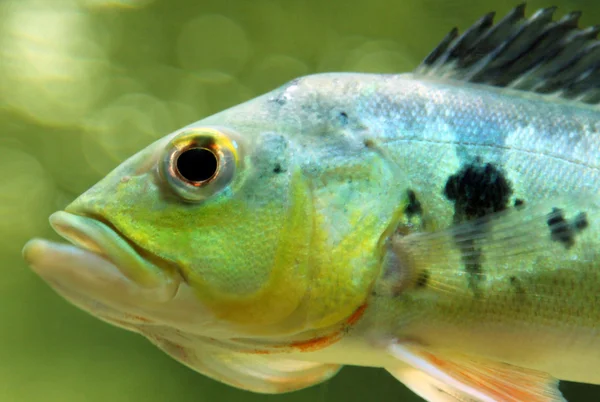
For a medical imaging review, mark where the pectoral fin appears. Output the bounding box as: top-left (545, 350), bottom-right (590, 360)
top-left (145, 334), bottom-right (341, 394)
top-left (380, 196), bottom-right (596, 297)
top-left (389, 363), bottom-right (476, 402)
top-left (387, 343), bottom-right (565, 402)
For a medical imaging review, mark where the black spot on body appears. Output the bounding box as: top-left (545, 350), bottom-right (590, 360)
top-left (463, 249), bottom-right (484, 293)
top-left (547, 208), bottom-right (567, 228)
top-left (514, 198), bottom-right (525, 208)
top-left (338, 111), bottom-right (349, 126)
top-left (454, 227), bottom-right (486, 293)
top-left (574, 212), bottom-right (589, 231)
top-left (444, 159), bottom-right (512, 293)
top-left (548, 208), bottom-right (574, 248)
top-left (273, 163), bottom-right (284, 174)
top-left (547, 209), bottom-right (590, 249)
top-left (405, 190), bottom-right (422, 218)
top-left (444, 160), bottom-right (513, 222)
top-left (415, 270), bottom-right (430, 288)
top-left (509, 276), bottom-right (526, 298)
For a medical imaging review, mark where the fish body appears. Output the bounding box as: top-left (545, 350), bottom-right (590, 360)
top-left (250, 70), bottom-right (600, 385)
top-left (22, 5), bottom-right (600, 402)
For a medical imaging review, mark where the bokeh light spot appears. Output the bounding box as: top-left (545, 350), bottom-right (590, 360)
top-left (250, 54), bottom-right (309, 93)
top-left (0, 0), bottom-right (108, 127)
top-left (177, 14), bottom-right (250, 75)
top-left (190, 70), bottom-right (254, 114)
top-left (343, 40), bottom-right (416, 73)
top-left (82, 93), bottom-right (174, 174)
top-left (0, 146), bottom-right (55, 254)
top-left (80, 0), bottom-right (156, 9)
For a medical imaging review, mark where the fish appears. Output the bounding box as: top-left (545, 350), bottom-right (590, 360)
top-left (22, 4), bottom-right (600, 401)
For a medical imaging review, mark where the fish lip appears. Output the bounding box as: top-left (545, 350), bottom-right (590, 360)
top-left (22, 238), bottom-right (148, 324)
top-left (43, 210), bottom-right (182, 298)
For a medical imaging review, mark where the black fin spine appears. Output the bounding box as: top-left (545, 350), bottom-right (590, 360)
top-left (415, 4), bottom-right (600, 105)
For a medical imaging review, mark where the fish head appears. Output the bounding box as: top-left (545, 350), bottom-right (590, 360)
top-left (23, 74), bottom-right (405, 346)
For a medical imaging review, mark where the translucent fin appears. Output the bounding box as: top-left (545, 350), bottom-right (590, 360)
top-left (415, 3), bottom-right (600, 106)
top-left (145, 334), bottom-right (341, 394)
top-left (387, 343), bottom-right (566, 402)
top-left (379, 196), bottom-right (598, 296)
top-left (389, 364), bottom-right (472, 402)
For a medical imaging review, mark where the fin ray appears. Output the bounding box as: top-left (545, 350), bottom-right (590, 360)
top-left (387, 343), bottom-right (566, 402)
top-left (382, 197), bottom-right (598, 297)
top-left (416, 4), bottom-right (600, 107)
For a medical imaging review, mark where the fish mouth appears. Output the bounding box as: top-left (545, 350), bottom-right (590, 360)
top-left (23, 211), bottom-right (181, 304)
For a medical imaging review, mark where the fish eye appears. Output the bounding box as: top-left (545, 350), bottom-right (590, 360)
top-left (160, 128), bottom-right (239, 202)
top-left (176, 148), bottom-right (218, 184)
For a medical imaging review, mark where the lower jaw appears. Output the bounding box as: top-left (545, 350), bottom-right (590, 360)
top-left (23, 238), bottom-right (178, 309)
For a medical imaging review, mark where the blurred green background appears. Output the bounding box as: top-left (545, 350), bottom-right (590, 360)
top-left (1, 0), bottom-right (599, 401)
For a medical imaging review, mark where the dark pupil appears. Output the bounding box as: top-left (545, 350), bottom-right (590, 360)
top-left (176, 148), bottom-right (218, 182)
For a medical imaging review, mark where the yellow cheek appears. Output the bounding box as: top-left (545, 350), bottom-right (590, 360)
top-left (183, 168), bottom-right (385, 337)
top-left (188, 169), bottom-right (313, 330)
top-left (302, 209), bottom-right (381, 330)
top-left (299, 185), bottom-right (414, 331)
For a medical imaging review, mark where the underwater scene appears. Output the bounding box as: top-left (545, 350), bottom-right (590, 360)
top-left (3, 0), bottom-right (600, 401)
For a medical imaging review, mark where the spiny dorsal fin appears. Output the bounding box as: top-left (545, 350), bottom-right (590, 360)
top-left (415, 3), bottom-right (600, 105)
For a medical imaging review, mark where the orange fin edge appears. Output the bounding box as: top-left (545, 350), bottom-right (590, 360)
top-left (387, 343), bottom-right (566, 402)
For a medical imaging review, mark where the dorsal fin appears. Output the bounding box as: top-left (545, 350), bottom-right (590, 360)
top-left (415, 3), bottom-right (600, 105)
